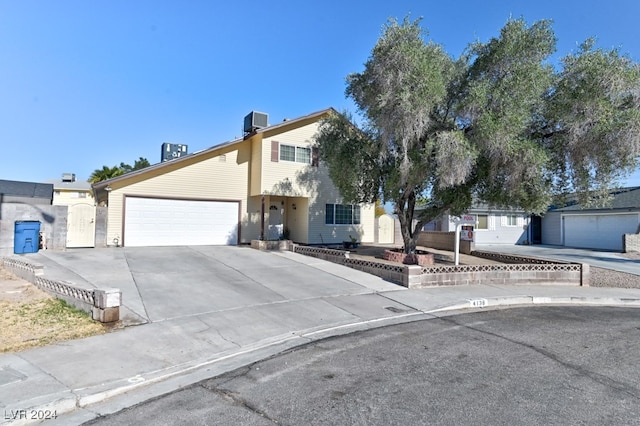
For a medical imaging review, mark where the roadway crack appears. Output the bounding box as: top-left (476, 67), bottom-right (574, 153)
top-left (201, 375), bottom-right (281, 424)
top-left (436, 316), bottom-right (640, 400)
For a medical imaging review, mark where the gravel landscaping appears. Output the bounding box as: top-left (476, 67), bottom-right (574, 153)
top-left (590, 251), bottom-right (640, 288)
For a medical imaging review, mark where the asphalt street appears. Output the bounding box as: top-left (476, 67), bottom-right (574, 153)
top-left (83, 306), bottom-right (640, 426)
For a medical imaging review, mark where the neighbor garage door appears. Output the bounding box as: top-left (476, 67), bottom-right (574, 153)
top-left (563, 214), bottom-right (639, 251)
top-left (124, 197), bottom-right (239, 247)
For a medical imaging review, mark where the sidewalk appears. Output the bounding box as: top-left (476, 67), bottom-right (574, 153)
top-left (2, 248), bottom-right (640, 425)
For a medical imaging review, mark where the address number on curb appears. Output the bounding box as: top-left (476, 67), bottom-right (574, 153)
top-left (469, 298), bottom-right (488, 308)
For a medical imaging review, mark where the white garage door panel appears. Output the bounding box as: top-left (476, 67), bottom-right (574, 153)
top-left (125, 198), bottom-right (239, 247)
top-left (564, 214), bottom-right (638, 251)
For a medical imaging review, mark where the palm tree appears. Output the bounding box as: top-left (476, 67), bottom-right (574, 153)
top-left (88, 165), bottom-right (124, 183)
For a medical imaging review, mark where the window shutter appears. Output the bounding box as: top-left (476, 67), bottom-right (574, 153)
top-left (311, 147), bottom-right (319, 167)
top-left (271, 141), bottom-right (279, 162)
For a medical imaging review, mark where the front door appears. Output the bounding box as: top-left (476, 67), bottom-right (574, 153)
top-left (531, 215), bottom-right (542, 244)
top-left (67, 203), bottom-right (96, 248)
top-left (268, 202), bottom-right (283, 240)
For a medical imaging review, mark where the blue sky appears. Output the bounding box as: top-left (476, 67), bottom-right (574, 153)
top-left (2, 0), bottom-right (640, 185)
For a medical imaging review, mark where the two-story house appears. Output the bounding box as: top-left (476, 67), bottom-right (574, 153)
top-left (92, 109), bottom-right (375, 247)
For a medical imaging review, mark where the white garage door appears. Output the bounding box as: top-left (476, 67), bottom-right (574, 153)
top-left (124, 197), bottom-right (239, 247)
top-left (563, 214), bottom-right (639, 251)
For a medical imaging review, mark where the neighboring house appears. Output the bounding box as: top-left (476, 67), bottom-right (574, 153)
top-left (541, 186), bottom-right (640, 251)
top-left (46, 173), bottom-right (97, 249)
top-left (46, 173), bottom-right (95, 206)
top-left (422, 205), bottom-right (530, 245)
top-left (92, 109), bottom-right (375, 248)
top-left (0, 179), bottom-right (53, 205)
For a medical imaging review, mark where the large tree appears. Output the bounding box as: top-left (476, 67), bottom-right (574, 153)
top-left (315, 17), bottom-right (640, 253)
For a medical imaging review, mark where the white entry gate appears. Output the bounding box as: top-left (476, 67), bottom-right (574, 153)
top-left (377, 214), bottom-right (395, 244)
top-left (67, 203), bottom-right (96, 248)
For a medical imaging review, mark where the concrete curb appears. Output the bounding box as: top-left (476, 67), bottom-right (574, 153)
top-left (428, 295), bottom-right (640, 313)
top-left (7, 295), bottom-right (640, 425)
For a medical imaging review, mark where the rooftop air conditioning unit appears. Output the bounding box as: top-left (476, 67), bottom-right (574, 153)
top-left (161, 143), bottom-right (188, 162)
top-left (61, 173), bottom-right (76, 182)
top-left (244, 111), bottom-right (269, 134)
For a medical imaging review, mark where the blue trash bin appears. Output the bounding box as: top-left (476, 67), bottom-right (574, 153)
top-left (14, 221), bottom-right (41, 254)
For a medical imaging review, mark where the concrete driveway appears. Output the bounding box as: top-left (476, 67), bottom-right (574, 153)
top-left (26, 246), bottom-right (402, 325)
top-left (476, 244), bottom-right (640, 275)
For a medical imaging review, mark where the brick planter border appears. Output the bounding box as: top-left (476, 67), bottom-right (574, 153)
top-left (383, 249), bottom-right (435, 266)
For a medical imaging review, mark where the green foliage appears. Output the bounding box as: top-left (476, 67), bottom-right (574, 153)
top-left (88, 165), bottom-right (123, 184)
top-left (315, 16), bottom-right (640, 253)
top-left (546, 40), bottom-right (640, 205)
top-left (120, 157), bottom-right (151, 174)
top-left (89, 157), bottom-right (151, 183)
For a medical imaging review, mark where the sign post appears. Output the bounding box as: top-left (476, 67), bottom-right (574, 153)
top-left (453, 215), bottom-right (475, 266)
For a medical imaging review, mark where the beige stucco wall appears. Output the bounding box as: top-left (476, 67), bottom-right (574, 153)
top-left (252, 122), bottom-right (375, 244)
top-left (105, 143), bottom-right (252, 246)
top-left (258, 121), bottom-right (319, 197)
top-left (249, 135), bottom-right (263, 196)
top-left (256, 119), bottom-right (374, 245)
top-left (52, 190), bottom-right (94, 206)
top-left (307, 164), bottom-right (375, 245)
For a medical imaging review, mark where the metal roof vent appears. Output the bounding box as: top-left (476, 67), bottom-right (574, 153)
top-left (244, 111), bottom-right (269, 134)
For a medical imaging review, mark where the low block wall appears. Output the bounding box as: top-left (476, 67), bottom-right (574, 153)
top-left (293, 245), bottom-right (350, 265)
top-left (251, 240), bottom-right (293, 251)
top-left (416, 231), bottom-right (474, 255)
top-left (1, 257), bottom-right (121, 323)
top-left (623, 234), bottom-right (640, 253)
top-left (294, 245), bottom-right (412, 286)
top-left (412, 263), bottom-right (586, 288)
top-left (292, 246), bottom-right (586, 288)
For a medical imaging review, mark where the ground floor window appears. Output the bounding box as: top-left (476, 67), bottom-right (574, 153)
top-left (326, 204), bottom-right (361, 225)
top-left (505, 214), bottom-right (518, 226)
top-left (476, 214), bottom-right (488, 230)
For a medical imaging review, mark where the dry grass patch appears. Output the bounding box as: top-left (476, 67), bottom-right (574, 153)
top-left (0, 267), bottom-right (106, 353)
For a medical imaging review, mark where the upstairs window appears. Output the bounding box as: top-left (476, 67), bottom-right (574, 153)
top-left (279, 144), bottom-right (311, 163)
top-left (296, 146), bottom-right (311, 164)
top-left (272, 141), bottom-right (318, 166)
top-left (325, 204), bottom-right (361, 225)
top-left (280, 145), bottom-right (296, 162)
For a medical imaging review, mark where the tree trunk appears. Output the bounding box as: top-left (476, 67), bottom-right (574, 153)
top-left (396, 193), bottom-right (451, 254)
top-left (396, 191), bottom-right (418, 254)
